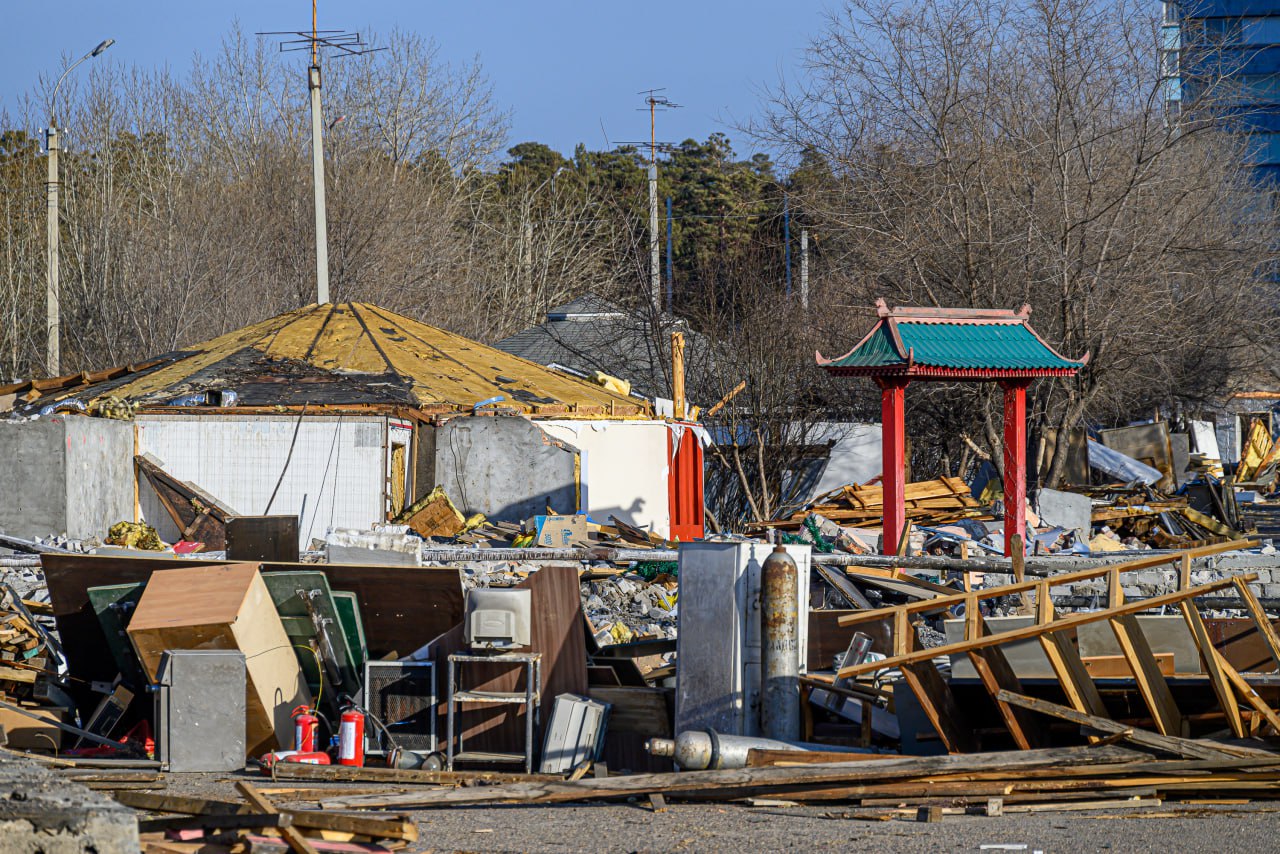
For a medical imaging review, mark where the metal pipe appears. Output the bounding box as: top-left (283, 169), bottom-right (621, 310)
top-left (760, 545), bottom-right (800, 740)
top-left (414, 545), bottom-right (1253, 575)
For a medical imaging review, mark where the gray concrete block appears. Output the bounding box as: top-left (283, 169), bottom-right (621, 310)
top-left (1033, 487), bottom-right (1092, 535)
top-left (0, 752), bottom-right (138, 853)
top-left (0, 417), bottom-right (133, 541)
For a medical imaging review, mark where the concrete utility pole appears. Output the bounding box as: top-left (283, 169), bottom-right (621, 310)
top-left (799, 228), bottom-right (810, 311)
top-left (308, 63), bottom-right (331, 305)
top-left (648, 163), bottom-right (660, 312)
top-left (45, 38), bottom-right (114, 376)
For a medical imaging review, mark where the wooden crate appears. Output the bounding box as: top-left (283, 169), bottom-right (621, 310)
top-left (127, 563), bottom-right (310, 754)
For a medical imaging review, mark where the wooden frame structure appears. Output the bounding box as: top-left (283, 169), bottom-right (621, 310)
top-left (835, 540), bottom-right (1280, 753)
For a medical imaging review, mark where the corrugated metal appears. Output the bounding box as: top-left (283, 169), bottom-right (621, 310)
top-left (827, 321), bottom-right (1082, 370)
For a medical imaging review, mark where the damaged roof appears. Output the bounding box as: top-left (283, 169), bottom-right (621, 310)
top-left (817, 300), bottom-right (1088, 379)
top-left (1, 303), bottom-right (650, 418)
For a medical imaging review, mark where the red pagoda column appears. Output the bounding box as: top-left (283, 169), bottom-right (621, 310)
top-left (878, 378), bottom-right (909, 555)
top-left (1000, 379), bottom-right (1031, 558)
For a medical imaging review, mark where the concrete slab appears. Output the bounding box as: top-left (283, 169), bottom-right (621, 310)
top-left (0, 752), bottom-right (138, 853)
top-left (1033, 488), bottom-right (1091, 538)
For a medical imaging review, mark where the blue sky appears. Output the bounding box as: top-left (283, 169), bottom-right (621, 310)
top-left (0, 1), bottom-right (831, 161)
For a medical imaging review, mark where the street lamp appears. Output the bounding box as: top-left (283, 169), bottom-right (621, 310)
top-left (45, 38), bottom-right (114, 376)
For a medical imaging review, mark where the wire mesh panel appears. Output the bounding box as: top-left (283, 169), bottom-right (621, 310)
top-left (363, 661), bottom-right (435, 754)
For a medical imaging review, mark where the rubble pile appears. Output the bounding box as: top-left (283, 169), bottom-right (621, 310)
top-left (581, 572), bottom-right (678, 645)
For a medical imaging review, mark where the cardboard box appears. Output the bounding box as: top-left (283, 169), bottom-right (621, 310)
top-left (127, 563), bottom-right (310, 755)
top-left (533, 514), bottom-right (589, 547)
top-left (0, 704), bottom-right (70, 750)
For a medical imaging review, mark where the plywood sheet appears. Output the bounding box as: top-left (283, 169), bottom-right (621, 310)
top-left (430, 565), bottom-right (588, 754)
top-left (43, 554), bottom-right (464, 722)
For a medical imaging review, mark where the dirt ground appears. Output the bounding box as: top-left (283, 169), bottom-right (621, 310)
top-left (154, 772), bottom-right (1280, 853)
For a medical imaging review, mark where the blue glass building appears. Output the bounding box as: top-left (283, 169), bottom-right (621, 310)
top-left (1162, 2), bottom-right (1280, 180)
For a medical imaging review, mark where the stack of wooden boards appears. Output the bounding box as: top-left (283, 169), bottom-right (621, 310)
top-left (119, 782), bottom-right (418, 853)
top-left (761, 477), bottom-right (983, 532)
top-left (1087, 483), bottom-right (1248, 548)
top-left (0, 584), bottom-right (69, 750)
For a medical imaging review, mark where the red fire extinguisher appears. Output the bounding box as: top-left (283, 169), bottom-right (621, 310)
top-left (293, 706), bottom-right (319, 753)
top-left (259, 750), bottom-right (331, 775)
top-left (338, 706), bottom-right (365, 767)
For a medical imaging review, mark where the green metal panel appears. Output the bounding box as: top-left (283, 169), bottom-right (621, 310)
top-left (86, 582), bottom-right (147, 687)
top-left (261, 571), bottom-right (361, 713)
top-left (332, 591), bottom-right (367, 673)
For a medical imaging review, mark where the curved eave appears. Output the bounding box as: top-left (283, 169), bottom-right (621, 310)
top-left (820, 364), bottom-right (1083, 380)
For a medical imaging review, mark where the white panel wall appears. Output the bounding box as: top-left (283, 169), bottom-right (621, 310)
top-left (807, 422), bottom-right (882, 501)
top-left (136, 415), bottom-right (388, 547)
top-left (539, 419), bottom-right (671, 537)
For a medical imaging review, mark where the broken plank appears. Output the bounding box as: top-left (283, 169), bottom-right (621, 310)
top-left (993, 690), bottom-right (1231, 760)
top-left (265, 761), bottom-right (557, 785)
top-left (235, 782), bottom-right (319, 854)
top-left (1232, 577), bottom-right (1280, 672)
top-left (1181, 602), bottom-right (1246, 739)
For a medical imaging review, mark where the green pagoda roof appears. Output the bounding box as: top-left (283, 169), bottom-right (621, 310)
top-left (817, 300), bottom-right (1087, 379)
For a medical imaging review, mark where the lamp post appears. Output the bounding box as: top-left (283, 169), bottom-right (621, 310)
top-left (45, 38), bottom-right (114, 376)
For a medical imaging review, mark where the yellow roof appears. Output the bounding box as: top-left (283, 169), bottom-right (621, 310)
top-left (8, 303), bottom-right (650, 418)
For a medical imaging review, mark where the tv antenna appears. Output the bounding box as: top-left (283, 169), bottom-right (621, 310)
top-left (637, 88), bottom-right (680, 165)
top-left (256, 2), bottom-right (382, 306)
top-left (623, 89), bottom-right (681, 313)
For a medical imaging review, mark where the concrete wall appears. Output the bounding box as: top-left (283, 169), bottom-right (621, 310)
top-left (65, 417), bottom-right (135, 540)
top-left (434, 415), bottom-right (578, 524)
top-left (0, 417), bottom-right (132, 540)
top-left (541, 419), bottom-right (671, 536)
top-left (136, 414), bottom-right (389, 547)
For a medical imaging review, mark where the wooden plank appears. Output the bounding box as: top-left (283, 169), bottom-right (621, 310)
top-left (1038, 631), bottom-right (1109, 720)
top-left (235, 782), bottom-right (319, 854)
top-left (1082, 653), bottom-right (1175, 678)
top-left (838, 572), bottom-right (1255, 679)
top-left (1218, 656), bottom-right (1280, 734)
top-left (1108, 614), bottom-right (1182, 737)
top-left (114, 792), bottom-right (417, 842)
top-left (1232, 577), bottom-right (1280, 671)
top-left (900, 656), bottom-right (976, 754)
top-left (430, 564), bottom-right (587, 752)
top-left (745, 749), bottom-right (887, 767)
top-left (992, 690), bottom-right (1232, 760)
top-left (964, 618), bottom-right (1046, 750)
top-left (1180, 602), bottom-right (1246, 739)
top-left (264, 762), bottom-right (559, 786)
top-left (317, 745), bottom-right (1143, 810)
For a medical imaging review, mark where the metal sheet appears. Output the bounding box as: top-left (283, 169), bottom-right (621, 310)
top-left (155, 650), bottom-right (246, 772)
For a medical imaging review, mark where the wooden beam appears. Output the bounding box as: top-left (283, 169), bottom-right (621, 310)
top-left (235, 782), bottom-right (319, 854)
top-left (838, 572), bottom-right (1257, 679)
top-left (1037, 630), bottom-right (1109, 728)
top-left (1180, 602), bottom-right (1246, 739)
top-left (1218, 656), bottom-right (1280, 734)
top-left (965, 618), bottom-right (1046, 750)
top-left (1107, 614), bottom-right (1182, 737)
top-left (993, 690), bottom-right (1231, 760)
top-left (1231, 577), bottom-right (1280, 672)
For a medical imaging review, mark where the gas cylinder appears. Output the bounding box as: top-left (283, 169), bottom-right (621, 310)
top-left (293, 706), bottom-right (319, 753)
top-left (258, 750), bottom-right (331, 774)
top-left (338, 707), bottom-right (365, 767)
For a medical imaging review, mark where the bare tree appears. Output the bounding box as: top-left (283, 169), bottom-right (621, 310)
top-left (756, 0), bottom-right (1279, 486)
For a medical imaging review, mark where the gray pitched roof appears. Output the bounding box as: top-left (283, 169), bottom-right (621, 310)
top-left (497, 295), bottom-right (705, 400)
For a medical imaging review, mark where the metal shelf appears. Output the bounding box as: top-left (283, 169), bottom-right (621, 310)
top-left (453, 690), bottom-right (537, 704)
top-left (445, 651), bottom-right (543, 773)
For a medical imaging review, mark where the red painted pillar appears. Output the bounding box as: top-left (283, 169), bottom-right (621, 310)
top-left (1001, 380), bottom-right (1031, 558)
top-left (879, 378), bottom-right (909, 555)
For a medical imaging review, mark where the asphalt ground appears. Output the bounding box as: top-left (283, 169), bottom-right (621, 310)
top-left (152, 772), bottom-right (1280, 853)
